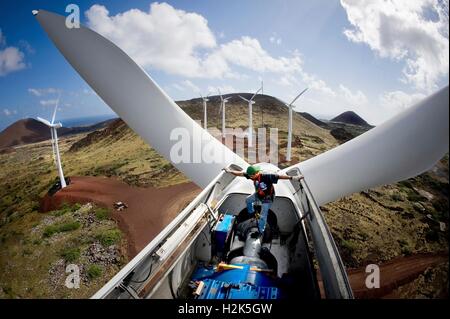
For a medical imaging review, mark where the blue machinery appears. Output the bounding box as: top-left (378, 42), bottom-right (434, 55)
top-left (189, 214), bottom-right (281, 299)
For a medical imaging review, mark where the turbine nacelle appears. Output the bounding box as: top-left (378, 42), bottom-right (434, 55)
top-left (37, 117), bottom-right (62, 128)
top-left (238, 95), bottom-right (255, 104)
top-left (218, 89), bottom-right (231, 103)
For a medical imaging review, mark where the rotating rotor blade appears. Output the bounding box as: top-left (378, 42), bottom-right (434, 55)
top-left (36, 117), bottom-right (52, 127)
top-left (283, 86), bottom-right (449, 206)
top-left (238, 95), bottom-right (250, 102)
top-left (51, 92), bottom-right (61, 124)
top-left (251, 86), bottom-right (262, 101)
top-left (274, 96), bottom-right (289, 107)
top-left (34, 10), bottom-right (248, 188)
top-left (289, 87), bottom-right (308, 106)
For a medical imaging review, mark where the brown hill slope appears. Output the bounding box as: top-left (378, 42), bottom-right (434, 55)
top-left (331, 111), bottom-right (370, 126)
top-left (68, 93), bottom-right (337, 167)
top-left (0, 118), bottom-right (115, 150)
top-left (0, 118), bottom-right (56, 149)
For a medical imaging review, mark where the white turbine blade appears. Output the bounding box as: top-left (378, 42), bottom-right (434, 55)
top-left (51, 92), bottom-right (61, 124)
top-left (238, 95), bottom-right (250, 102)
top-left (218, 88), bottom-right (223, 101)
top-left (250, 86), bottom-right (262, 101)
top-left (274, 97), bottom-right (289, 107)
top-left (36, 117), bottom-right (52, 127)
top-left (34, 10), bottom-right (247, 188)
top-left (289, 87), bottom-right (308, 106)
top-left (283, 86), bottom-right (449, 205)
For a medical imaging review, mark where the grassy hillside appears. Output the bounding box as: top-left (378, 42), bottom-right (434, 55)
top-left (0, 94), bottom-right (448, 298)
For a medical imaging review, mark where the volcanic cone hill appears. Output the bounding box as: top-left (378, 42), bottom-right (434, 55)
top-left (331, 111), bottom-right (370, 127)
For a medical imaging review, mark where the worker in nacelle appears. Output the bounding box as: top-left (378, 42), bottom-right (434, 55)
top-left (224, 165), bottom-right (304, 234)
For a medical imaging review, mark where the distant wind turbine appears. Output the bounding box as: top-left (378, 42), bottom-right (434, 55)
top-left (200, 93), bottom-right (209, 130)
top-left (278, 88), bottom-right (308, 161)
top-left (36, 95), bottom-right (67, 188)
top-left (218, 89), bottom-right (231, 138)
top-left (238, 85), bottom-right (262, 147)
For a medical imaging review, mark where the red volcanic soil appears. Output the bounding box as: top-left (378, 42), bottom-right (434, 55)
top-left (41, 176), bottom-right (201, 258)
top-left (319, 252), bottom-right (448, 298)
top-left (0, 118), bottom-right (52, 149)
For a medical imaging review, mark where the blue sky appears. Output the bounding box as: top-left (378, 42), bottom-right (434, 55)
top-left (0, 0), bottom-right (448, 130)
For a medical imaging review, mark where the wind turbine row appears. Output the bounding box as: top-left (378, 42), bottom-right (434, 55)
top-left (36, 95), bottom-right (67, 189)
top-left (200, 83), bottom-right (306, 160)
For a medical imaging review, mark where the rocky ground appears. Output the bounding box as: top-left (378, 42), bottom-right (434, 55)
top-left (0, 202), bottom-right (126, 298)
top-left (0, 95), bottom-right (448, 298)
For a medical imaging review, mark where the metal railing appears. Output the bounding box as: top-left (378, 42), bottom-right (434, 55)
top-left (287, 167), bottom-right (354, 299)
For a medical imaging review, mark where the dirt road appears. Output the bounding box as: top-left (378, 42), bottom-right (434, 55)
top-left (41, 176), bottom-right (201, 257)
top-left (346, 253), bottom-right (448, 298)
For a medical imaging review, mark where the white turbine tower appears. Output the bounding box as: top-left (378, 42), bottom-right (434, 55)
top-left (218, 89), bottom-right (231, 138)
top-left (283, 88), bottom-right (308, 161)
top-left (238, 86), bottom-right (261, 147)
top-left (200, 93), bottom-right (209, 130)
top-left (36, 96), bottom-right (67, 189)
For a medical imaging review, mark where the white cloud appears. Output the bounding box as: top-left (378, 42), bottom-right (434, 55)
top-left (208, 84), bottom-right (236, 95)
top-left (301, 73), bottom-right (336, 97)
top-left (0, 46), bottom-right (26, 76)
top-left (217, 37), bottom-right (301, 74)
top-left (172, 83), bottom-right (185, 92)
top-left (40, 99), bottom-right (58, 106)
top-left (85, 3), bottom-right (303, 79)
top-left (182, 80), bottom-right (200, 93)
top-left (86, 3), bottom-right (218, 78)
top-left (18, 40), bottom-right (35, 54)
top-left (339, 84), bottom-right (368, 106)
top-left (0, 28), bottom-right (27, 76)
top-left (341, 0), bottom-right (449, 92)
top-left (28, 88), bottom-right (59, 97)
top-left (3, 108), bottom-right (11, 116)
top-left (379, 90), bottom-right (426, 112)
top-left (269, 36), bottom-right (282, 45)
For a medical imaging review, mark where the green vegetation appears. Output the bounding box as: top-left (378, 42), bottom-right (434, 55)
top-left (52, 203), bottom-right (82, 217)
top-left (95, 207), bottom-right (109, 220)
top-left (340, 239), bottom-right (357, 253)
top-left (87, 264), bottom-right (103, 279)
top-left (96, 229), bottom-right (121, 246)
top-left (43, 220), bottom-right (81, 238)
top-left (391, 194), bottom-right (404, 201)
top-left (0, 100), bottom-right (447, 298)
top-left (61, 247), bottom-right (81, 262)
top-left (406, 190), bottom-right (426, 202)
